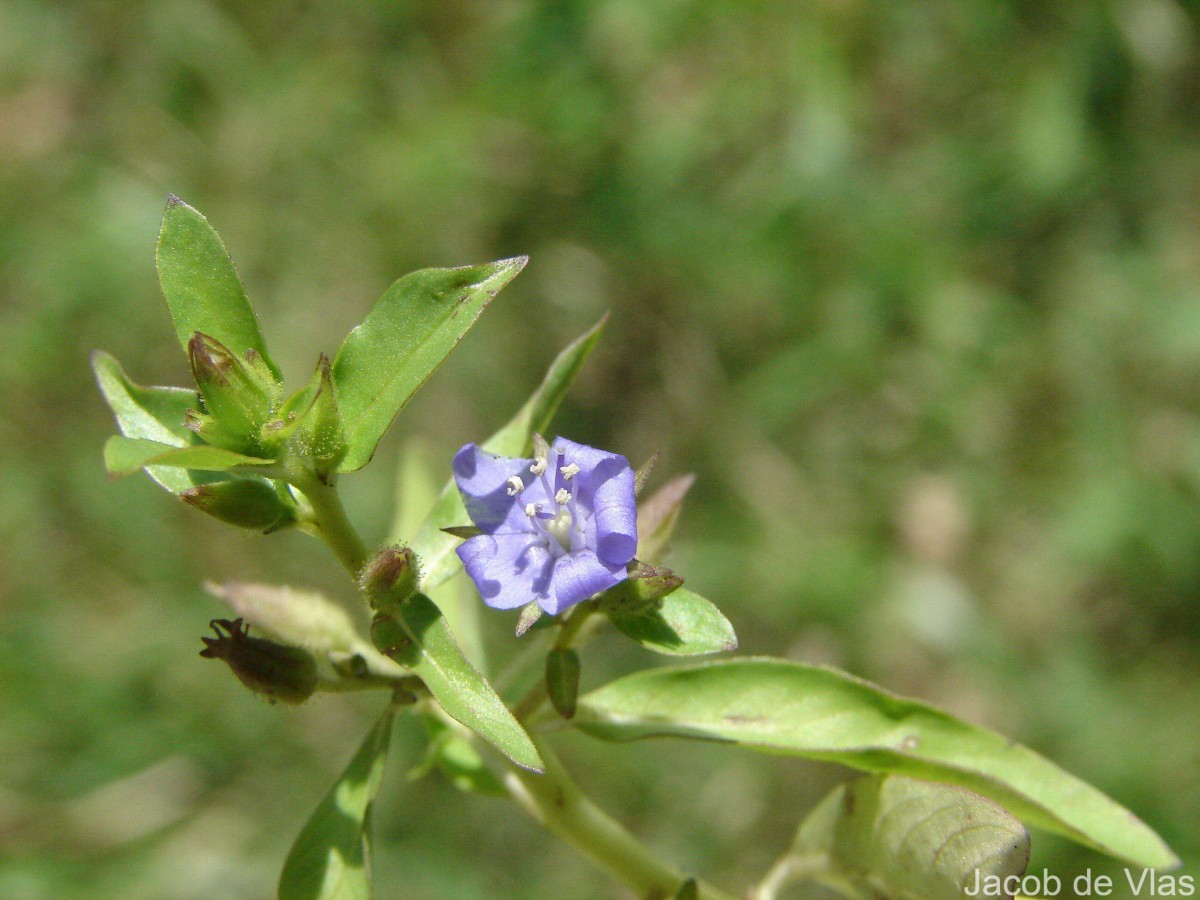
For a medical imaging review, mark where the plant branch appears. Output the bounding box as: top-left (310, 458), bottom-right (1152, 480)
top-left (292, 469), bottom-right (370, 576)
top-left (503, 735), bottom-right (736, 900)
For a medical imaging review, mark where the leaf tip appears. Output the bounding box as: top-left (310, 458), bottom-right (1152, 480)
top-left (165, 193), bottom-right (185, 209)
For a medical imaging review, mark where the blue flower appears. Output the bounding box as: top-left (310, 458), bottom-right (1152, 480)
top-left (453, 437), bottom-right (637, 615)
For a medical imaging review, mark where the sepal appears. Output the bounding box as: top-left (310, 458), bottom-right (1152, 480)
top-left (180, 478), bottom-right (297, 531)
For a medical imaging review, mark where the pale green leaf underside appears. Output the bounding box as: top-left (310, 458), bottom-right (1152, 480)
top-left (278, 705), bottom-right (396, 900)
top-left (156, 196), bottom-right (279, 378)
top-left (789, 775), bottom-right (1029, 900)
top-left (410, 316), bottom-right (607, 591)
top-left (104, 435), bottom-right (272, 478)
top-left (332, 258), bottom-right (528, 473)
top-left (206, 582), bottom-right (366, 657)
top-left (572, 658), bottom-right (1178, 869)
top-left (388, 594), bottom-right (542, 772)
top-left (608, 586), bottom-right (737, 656)
top-left (91, 350), bottom-right (203, 493)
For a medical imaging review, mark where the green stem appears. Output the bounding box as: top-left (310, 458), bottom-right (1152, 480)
top-left (752, 851), bottom-right (833, 900)
top-left (292, 470), bottom-right (370, 576)
top-left (504, 736), bottom-right (736, 900)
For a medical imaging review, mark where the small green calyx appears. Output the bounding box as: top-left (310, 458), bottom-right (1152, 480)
top-left (359, 546), bottom-right (420, 610)
top-left (180, 479), bottom-right (297, 531)
top-left (187, 332), bottom-right (280, 453)
top-left (199, 618), bottom-right (318, 704)
top-left (597, 561), bottom-right (683, 615)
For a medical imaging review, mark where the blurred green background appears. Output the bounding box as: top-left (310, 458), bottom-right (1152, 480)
top-left (2, 1), bottom-right (1199, 896)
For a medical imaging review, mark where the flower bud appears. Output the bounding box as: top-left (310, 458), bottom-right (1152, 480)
top-left (199, 618), bottom-right (318, 704)
top-left (263, 355), bottom-right (345, 473)
top-left (188, 332), bottom-right (278, 452)
top-left (359, 546), bottom-right (420, 610)
top-left (180, 479), bottom-right (297, 531)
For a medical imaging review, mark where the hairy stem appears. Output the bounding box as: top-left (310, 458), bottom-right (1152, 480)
top-left (292, 470), bottom-right (370, 576)
top-left (504, 736), bottom-right (736, 900)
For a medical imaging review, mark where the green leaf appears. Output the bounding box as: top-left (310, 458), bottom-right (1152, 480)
top-left (410, 316), bottom-right (607, 591)
top-left (278, 705), bottom-right (396, 900)
top-left (91, 350), bottom-right (204, 493)
top-left (206, 582), bottom-right (365, 656)
top-left (545, 648), bottom-right (581, 719)
top-left (573, 658), bottom-right (1179, 869)
top-left (332, 258), bottom-right (528, 473)
top-left (784, 775), bottom-right (1029, 900)
top-left (373, 593), bottom-right (542, 772)
top-left (156, 196), bottom-right (279, 379)
top-left (104, 435), bottom-right (273, 479)
top-left (606, 585), bottom-right (738, 657)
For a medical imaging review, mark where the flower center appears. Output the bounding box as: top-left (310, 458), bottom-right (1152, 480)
top-left (522, 450), bottom-right (583, 554)
top-left (545, 507), bottom-right (573, 550)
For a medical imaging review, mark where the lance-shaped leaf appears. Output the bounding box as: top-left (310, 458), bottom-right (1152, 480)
top-left (332, 258), bottom-right (528, 473)
top-left (156, 196), bottom-right (280, 379)
top-left (371, 593), bottom-right (542, 772)
top-left (278, 705), bottom-right (396, 900)
top-left (572, 658), bottom-right (1178, 870)
top-left (605, 585), bottom-right (737, 657)
top-left (777, 775), bottom-right (1030, 900)
top-left (410, 317), bottom-right (607, 591)
top-left (91, 350), bottom-right (204, 493)
top-left (104, 435), bottom-right (273, 479)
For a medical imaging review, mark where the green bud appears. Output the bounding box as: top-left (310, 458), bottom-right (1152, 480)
top-left (199, 618), bottom-right (318, 704)
top-left (359, 546), bottom-right (420, 610)
top-left (180, 479), bottom-right (297, 531)
top-left (188, 332), bottom-right (278, 452)
top-left (263, 354), bottom-right (345, 473)
top-left (545, 647), bottom-right (580, 719)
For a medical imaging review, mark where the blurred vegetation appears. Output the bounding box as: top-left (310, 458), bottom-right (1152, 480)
top-left (2, 0), bottom-right (1199, 896)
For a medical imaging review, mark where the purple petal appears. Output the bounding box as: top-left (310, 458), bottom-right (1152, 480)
top-left (544, 549), bottom-right (626, 615)
top-left (453, 443), bottom-right (531, 533)
top-left (457, 533), bottom-right (553, 609)
top-left (550, 436), bottom-right (613, 478)
top-left (583, 457), bottom-right (638, 567)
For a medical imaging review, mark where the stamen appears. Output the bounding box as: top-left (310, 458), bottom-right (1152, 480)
top-left (530, 456), bottom-right (547, 476)
top-left (506, 475), bottom-right (524, 496)
top-left (560, 463), bottom-right (581, 481)
top-left (555, 488), bottom-right (571, 506)
top-left (525, 502), bottom-right (542, 517)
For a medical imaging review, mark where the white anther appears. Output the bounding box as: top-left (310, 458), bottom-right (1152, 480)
top-left (555, 488), bottom-right (571, 506)
top-left (525, 502), bottom-right (541, 517)
top-left (506, 475), bottom-right (524, 496)
top-left (560, 463), bottom-right (581, 481)
top-left (529, 457), bottom-right (547, 476)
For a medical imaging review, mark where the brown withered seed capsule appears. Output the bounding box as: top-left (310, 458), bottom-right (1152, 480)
top-left (199, 618), bottom-right (319, 704)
